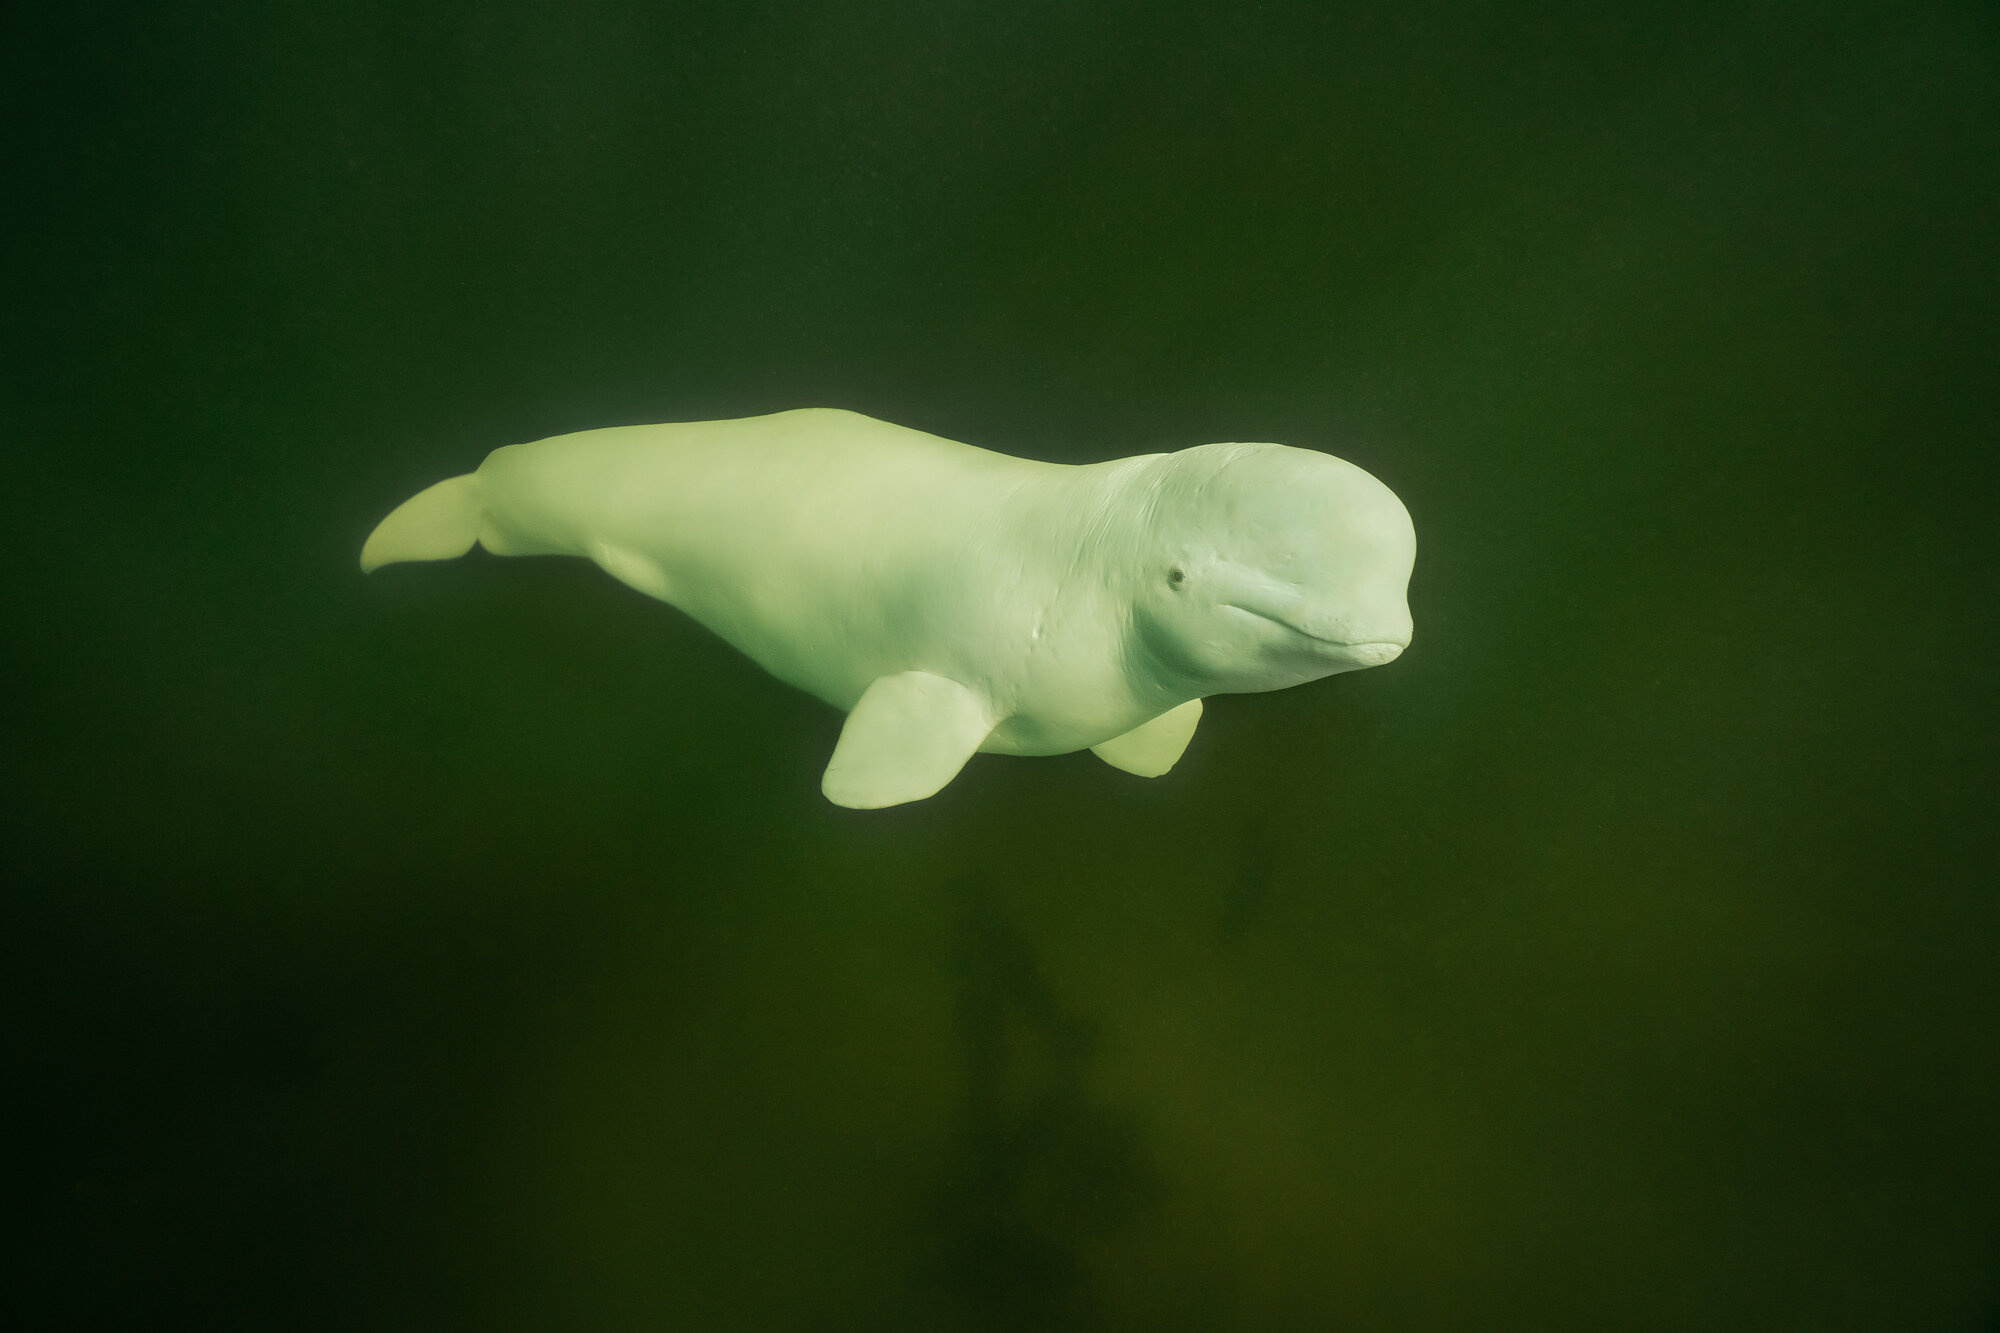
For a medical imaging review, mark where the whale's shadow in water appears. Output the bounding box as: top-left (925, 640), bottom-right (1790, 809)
top-left (912, 874), bottom-right (1161, 1332)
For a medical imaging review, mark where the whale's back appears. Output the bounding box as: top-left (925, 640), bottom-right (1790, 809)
top-left (469, 409), bottom-right (1051, 706)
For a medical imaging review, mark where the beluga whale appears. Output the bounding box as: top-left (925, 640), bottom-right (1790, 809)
top-left (361, 408), bottom-right (1415, 808)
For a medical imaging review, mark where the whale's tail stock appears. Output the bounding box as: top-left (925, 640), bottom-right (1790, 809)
top-left (360, 473), bottom-right (483, 573)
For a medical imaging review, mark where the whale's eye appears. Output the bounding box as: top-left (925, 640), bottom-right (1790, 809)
top-left (1168, 566), bottom-right (1186, 587)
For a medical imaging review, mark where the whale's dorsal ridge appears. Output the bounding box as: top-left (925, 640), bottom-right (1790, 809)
top-left (821, 671), bottom-right (999, 809)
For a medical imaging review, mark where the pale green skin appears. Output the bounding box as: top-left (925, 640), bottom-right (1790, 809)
top-left (362, 409), bottom-right (1415, 805)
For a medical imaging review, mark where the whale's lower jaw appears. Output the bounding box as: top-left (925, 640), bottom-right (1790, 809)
top-left (1342, 641), bottom-right (1405, 667)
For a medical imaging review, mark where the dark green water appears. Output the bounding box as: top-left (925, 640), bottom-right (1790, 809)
top-left (8, 2), bottom-right (1997, 1328)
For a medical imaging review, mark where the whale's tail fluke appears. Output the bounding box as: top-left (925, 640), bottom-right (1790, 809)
top-left (360, 473), bottom-right (483, 573)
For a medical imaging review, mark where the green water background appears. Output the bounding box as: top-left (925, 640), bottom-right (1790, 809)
top-left (8, 1), bottom-right (1997, 1328)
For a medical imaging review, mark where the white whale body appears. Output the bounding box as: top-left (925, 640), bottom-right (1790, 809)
top-left (361, 408), bottom-right (1415, 808)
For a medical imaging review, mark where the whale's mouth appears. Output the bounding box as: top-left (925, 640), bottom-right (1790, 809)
top-left (1225, 605), bottom-right (1408, 664)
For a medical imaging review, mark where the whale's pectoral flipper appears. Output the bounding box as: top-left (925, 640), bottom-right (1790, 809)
top-left (822, 671), bottom-right (998, 809)
top-left (1090, 698), bottom-right (1204, 777)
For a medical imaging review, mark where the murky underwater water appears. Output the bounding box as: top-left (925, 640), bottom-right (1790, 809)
top-left (9, 1), bottom-right (1998, 1328)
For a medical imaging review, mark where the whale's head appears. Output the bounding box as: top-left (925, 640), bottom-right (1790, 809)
top-left (1127, 442), bottom-right (1415, 695)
